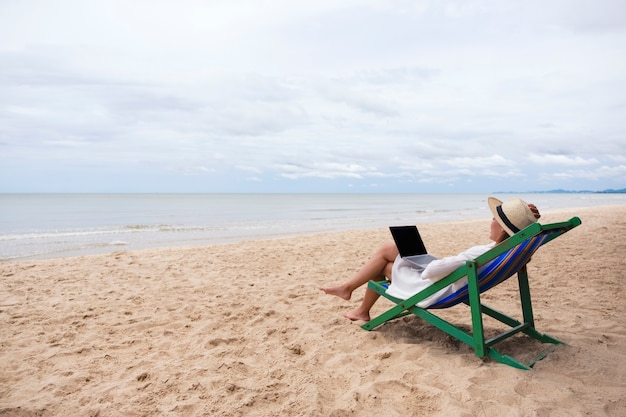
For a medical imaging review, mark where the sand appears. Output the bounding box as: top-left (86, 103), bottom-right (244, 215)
top-left (1, 205), bottom-right (625, 417)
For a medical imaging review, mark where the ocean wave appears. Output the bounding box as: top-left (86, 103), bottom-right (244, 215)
top-left (0, 224), bottom-right (190, 241)
top-left (0, 229), bottom-right (125, 241)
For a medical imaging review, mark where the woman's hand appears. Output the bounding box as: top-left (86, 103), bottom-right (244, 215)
top-left (528, 204), bottom-right (541, 219)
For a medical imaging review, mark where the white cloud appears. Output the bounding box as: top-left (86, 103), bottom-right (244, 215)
top-left (528, 154), bottom-right (600, 166)
top-left (236, 165), bottom-right (263, 174)
top-left (551, 164), bottom-right (626, 181)
top-left (277, 162), bottom-right (371, 180)
top-left (442, 155), bottom-right (510, 170)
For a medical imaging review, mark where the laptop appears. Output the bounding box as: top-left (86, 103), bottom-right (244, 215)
top-left (389, 226), bottom-right (438, 270)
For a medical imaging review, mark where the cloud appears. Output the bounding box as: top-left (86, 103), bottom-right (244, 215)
top-left (528, 154), bottom-right (599, 166)
top-left (236, 165), bottom-right (263, 174)
top-left (276, 161), bottom-right (371, 180)
top-left (551, 164), bottom-right (626, 181)
top-left (609, 155), bottom-right (626, 163)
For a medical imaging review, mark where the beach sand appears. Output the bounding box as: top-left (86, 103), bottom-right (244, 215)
top-left (1, 205), bottom-right (625, 416)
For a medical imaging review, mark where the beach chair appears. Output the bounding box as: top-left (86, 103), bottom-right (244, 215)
top-left (362, 217), bottom-right (581, 370)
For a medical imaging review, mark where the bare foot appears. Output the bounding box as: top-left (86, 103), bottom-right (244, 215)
top-left (319, 286), bottom-right (351, 301)
top-left (343, 308), bottom-right (370, 322)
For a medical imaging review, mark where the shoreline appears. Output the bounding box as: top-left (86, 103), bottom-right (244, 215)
top-left (1, 205), bottom-right (625, 416)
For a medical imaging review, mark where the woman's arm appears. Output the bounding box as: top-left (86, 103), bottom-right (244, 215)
top-left (421, 243), bottom-right (494, 282)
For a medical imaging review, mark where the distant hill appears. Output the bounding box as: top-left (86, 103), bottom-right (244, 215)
top-left (541, 188), bottom-right (626, 194)
top-left (496, 188), bottom-right (626, 194)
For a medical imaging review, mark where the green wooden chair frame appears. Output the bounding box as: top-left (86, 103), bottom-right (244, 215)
top-left (362, 217), bottom-right (581, 370)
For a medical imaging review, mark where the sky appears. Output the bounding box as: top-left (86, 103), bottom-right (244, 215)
top-left (1, 0), bottom-right (625, 193)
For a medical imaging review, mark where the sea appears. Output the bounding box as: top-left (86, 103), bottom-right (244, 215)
top-left (1, 193), bottom-right (625, 261)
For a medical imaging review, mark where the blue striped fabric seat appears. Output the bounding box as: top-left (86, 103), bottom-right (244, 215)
top-left (427, 232), bottom-right (552, 309)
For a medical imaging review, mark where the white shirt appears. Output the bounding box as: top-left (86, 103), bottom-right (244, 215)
top-left (386, 242), bottom-right (496, 308)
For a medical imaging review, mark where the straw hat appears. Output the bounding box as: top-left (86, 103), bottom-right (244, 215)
top-left (488, 197), bottom-right (538, 236)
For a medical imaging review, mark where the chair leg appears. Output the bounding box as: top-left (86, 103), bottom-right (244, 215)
top-left (487, 348), bottom-right (531, 370)
top-left (516, 267), bottom-right (565, 345)
top-left (517, 265), bottom-right (535, 327)
top-left (466, 264), bottom-right (487, 358)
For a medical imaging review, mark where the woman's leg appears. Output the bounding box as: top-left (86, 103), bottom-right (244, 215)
top-left (320, 241), bottom-right (398, 299)
top-left (342, 287), bottom-right (382, 321)
top-left (320, 242), bottom-right (397, 320)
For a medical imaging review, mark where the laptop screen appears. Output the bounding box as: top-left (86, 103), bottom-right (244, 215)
top-left (389, 226), bottom-right (428, 258)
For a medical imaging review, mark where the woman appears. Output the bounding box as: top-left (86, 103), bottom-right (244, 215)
top-left (320, 197), bottom-right (541, 322)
